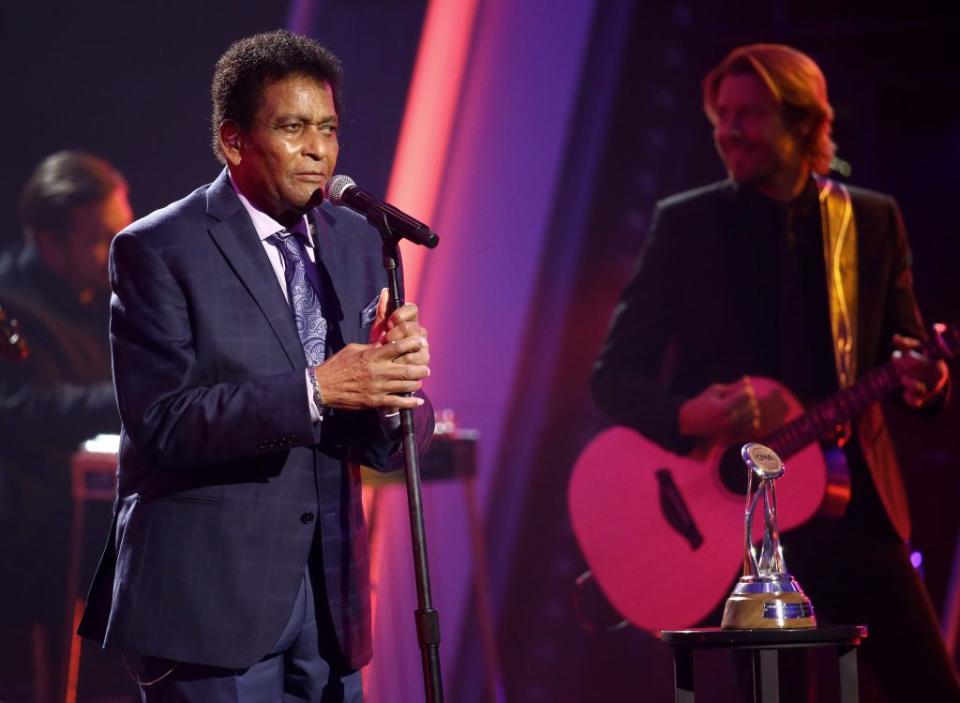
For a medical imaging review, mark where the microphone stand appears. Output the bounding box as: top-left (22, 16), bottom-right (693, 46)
top-left (369, 209), bottom-right (444, 703)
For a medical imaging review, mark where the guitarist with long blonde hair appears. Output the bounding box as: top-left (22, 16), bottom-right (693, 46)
top-left (590, 44), bottom-right (956, 701)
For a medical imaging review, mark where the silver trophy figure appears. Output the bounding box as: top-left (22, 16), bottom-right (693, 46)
top-left (721, 443), bottom-right (817, 629)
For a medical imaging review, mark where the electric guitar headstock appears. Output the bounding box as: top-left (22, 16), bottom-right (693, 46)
top-left (0, 305), bottom-right (28, 361)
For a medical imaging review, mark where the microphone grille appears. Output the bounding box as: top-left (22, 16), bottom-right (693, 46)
top-left (325, 175), bottom-right (356, 205)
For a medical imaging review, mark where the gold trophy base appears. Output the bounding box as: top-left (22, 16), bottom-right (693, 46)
top-left (721, 591), bottom-right (817, 630)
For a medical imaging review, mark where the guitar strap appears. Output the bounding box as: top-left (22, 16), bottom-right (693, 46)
top-left (816, 176), bottom-right (858, 390)
top-left (816, 178), bottom-right (913, 539)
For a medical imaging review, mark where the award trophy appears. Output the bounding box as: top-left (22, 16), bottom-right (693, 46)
top-left (721, 443), bottom-right (816, 629)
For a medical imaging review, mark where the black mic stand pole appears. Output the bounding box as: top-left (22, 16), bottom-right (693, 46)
top-left (370, 209), bottom-right (444, 703)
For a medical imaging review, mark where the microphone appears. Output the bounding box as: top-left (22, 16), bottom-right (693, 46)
top-left (325, 175), bottom-right (439, 249)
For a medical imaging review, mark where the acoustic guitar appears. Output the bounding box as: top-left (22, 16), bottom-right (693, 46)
top-left (568, 323), bottom-right (959, 633)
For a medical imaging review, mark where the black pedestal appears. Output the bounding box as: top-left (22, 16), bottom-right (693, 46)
top-left (658, 625), bottom-right (868, 703)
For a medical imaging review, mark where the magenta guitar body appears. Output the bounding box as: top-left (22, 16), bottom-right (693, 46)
top-left (569, 324), bottom-right (959, 632)
top-left (568, 378), bottom-right (830, 632)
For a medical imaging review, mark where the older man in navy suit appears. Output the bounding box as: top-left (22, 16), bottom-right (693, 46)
top-left (79, 30), bottom-right (433, 701)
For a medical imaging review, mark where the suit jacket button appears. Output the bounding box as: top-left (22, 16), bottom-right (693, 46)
top-left (300, 512), bottom-right (315, 524)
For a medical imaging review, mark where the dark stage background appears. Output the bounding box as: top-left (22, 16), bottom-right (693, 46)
top-left (0, 1), bottom-right (957, 701)
top-left (0, 1), bottom-right (425, 252)
top-left (1, 3), bottom-right (281, 250)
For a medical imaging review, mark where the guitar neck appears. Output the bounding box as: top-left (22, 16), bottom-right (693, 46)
top-left (764, 363), bottom-right (899, 459)
top-left (763, 324), bottom-right (958, 459)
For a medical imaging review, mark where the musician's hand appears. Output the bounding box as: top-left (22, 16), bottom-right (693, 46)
top-left (678, 378), bottom-right (761, 441)
top-left (370, 292), bottom-right (430, 369)
top-left (892, 334), bottom-right (948, 408)
top-left (314, 337), bottom-right (428, 411)
top-left (368, 288), bottom-right (390, 345)
top-left (326, 288), bottom-right (429, 410)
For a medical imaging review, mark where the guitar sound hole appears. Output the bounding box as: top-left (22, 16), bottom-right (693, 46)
top-left (717, 444), bottom-right (750, 496)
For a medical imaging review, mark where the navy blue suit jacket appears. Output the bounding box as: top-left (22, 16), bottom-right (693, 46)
top-left (79, 170), bottom-right (433, 670)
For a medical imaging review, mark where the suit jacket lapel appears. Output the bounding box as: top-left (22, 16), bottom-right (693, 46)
top-left (205, 170), bottom-right (305, 368)
top-left (309, 205), bottom-right (348, 342)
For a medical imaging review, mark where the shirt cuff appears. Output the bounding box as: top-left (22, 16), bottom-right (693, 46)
top-left (306, 369), bottom-right (323, 422)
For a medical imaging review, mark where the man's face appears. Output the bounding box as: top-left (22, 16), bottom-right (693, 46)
top-left (225, 74), bottom-right (339, 224)
top-left (51, 185), bottom-right (133, 296)
top-left (712, 72), bottom-right (805, 189)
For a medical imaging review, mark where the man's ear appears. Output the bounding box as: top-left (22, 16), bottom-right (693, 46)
top-left (219, 121), bottom-right (243, 166)
top-left (795, 114), bottom-right (819, 143)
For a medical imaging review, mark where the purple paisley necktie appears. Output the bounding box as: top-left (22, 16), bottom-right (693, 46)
top-left (267, 229), bottom-right (327, 366)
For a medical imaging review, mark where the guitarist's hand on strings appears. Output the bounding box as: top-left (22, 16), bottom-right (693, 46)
top-left (677, 377), bottom-right (765, 441)
top-left (891, 334), bottom-right (949, 408)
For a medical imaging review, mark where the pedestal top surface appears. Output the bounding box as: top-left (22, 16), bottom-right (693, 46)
top-left (658, 625), bottom-right (867, 648)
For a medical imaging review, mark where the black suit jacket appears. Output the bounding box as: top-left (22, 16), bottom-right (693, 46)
top-left (592, 179), bottom-right (929, 540)
top-left (79, 170), bottom-right (433, 670)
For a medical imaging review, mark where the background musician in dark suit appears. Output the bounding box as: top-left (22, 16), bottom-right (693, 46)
top-left (0, 151), bottom-right (131, 698)
top-left (79, 30), bottom-right (433, 701)
top-left (592, 44), bottom-right (958, 701)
